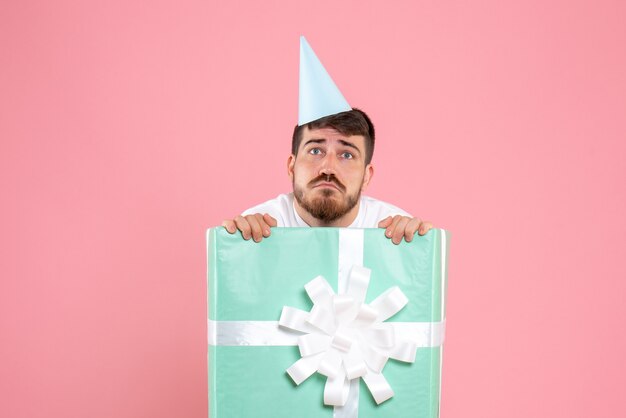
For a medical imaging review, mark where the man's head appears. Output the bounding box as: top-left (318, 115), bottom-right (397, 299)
top-left (288, 108), bottom-right (376, 225)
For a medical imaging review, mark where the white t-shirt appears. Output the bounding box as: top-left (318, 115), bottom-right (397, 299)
top-left (242, 193), bottom-right (411, 228)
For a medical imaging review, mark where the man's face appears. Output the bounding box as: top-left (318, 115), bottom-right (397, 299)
top-left (288, 126), bottom-right (373, 223)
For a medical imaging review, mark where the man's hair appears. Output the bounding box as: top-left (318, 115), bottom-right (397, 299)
top-left (291, 108), bottom-right (376, 164)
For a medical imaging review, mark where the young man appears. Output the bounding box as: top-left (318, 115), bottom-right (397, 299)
top-left (222, 37), bottom-right (433, 244)
top-left (222, 108), bottom-right (433, 244)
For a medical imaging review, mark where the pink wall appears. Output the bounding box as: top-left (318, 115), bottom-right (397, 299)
top-left (2, 1), bottom-right (625, 417)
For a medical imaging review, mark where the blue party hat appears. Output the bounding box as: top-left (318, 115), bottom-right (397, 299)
top-left (298, 36), bottom-right (351, 126)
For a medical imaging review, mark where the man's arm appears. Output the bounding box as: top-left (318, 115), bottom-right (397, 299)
top-left (378, 215), bottom-right (434, 245)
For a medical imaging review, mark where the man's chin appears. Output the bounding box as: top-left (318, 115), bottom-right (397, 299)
top-left (294, 184), bottom-right (360, 223)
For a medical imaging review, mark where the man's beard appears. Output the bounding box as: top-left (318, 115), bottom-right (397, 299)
top-left (293, 174), bottom-right (362, 223)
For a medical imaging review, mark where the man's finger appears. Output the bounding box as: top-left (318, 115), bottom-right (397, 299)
top-left (391, 216), bottom-right (410, 245)
top-left (263, 213), bottom-right (278, 227)
top-left (254, 213), bottom-right (272, 238)
top-left (385, 215), bottom-right (402, 239)
top-left (378, 216), bottom-right (393, 228)
top-left (404, 217), bottom-right (422, 242)
top-left (418, 221), bottom-right (433, 236)
top-left (221, 220), bottom-right (236, 234)
top-left (246, 214), bottom-right (264, 242)
top-left (233, 215), bottom-right (252, 240)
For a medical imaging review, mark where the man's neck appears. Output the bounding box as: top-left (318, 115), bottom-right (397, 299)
top-left (293, 199), bottom-right (360, 227)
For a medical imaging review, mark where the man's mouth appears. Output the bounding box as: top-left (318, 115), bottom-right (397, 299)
top-left (313, 181), bottom-right (341, 191)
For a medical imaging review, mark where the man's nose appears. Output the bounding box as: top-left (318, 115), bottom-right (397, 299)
top-left (318, 153), bottom-right (338, 176)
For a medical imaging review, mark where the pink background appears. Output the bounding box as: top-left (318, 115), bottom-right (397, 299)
top-left (2, 1), bottom-right (625, 417)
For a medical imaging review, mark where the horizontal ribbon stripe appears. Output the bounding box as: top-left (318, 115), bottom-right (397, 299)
top-left (208, 320), bottom-right (301, 346)
top-left (208, 320), bottom-right (445, 348)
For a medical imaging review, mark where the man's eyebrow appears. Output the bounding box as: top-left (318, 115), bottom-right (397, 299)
top-left (303, 139), bottom-right (326, 147)
top-left (338, 139), bottom-right (361, 154)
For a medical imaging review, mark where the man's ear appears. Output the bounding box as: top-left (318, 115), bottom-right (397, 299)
top-left (361, 163), bottom-right (374, 191)
top-left (287, 154), bottom-right (296, 181)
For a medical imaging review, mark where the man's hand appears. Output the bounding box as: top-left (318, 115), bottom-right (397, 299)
top-left (378, 215), bottom-right (433, 245)
top-left (222, 213), bottom-right (278, 242)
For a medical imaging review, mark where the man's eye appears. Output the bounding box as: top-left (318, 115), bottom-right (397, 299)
top-left (309, 148), bottom-right (322, 155)
top-left (341, 152), bottom-right (354, 159)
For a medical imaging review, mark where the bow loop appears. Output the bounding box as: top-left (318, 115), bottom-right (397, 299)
top-left (298, 333), bottom-right (331, 357)
top-left (305, 275), bottom-right (335, 306)
top-left (333, 295), bottom-right (357, 320)
top-left (351, 304), bottom-right (378, 327)
top-left (307, 305), bottom-right (337, 335)
top-left (369, 286), bottom-right (409, 321)
top-left (279, 306), bottom-right (314, 333)
top-left (362, 372), bottom-right (394, 405)
top-left (318, 350), bottom-right (343, 378)
top-left (324, 371), bottom-right (350, 406)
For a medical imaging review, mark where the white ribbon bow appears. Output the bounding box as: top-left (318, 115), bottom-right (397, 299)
top-left (279, 265), bottom-right (418, 407)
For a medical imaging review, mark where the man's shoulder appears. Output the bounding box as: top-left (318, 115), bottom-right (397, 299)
top-left (360, 195), bottom-right (410, 215)
top-left (355, 195), bottom-right (411, 227)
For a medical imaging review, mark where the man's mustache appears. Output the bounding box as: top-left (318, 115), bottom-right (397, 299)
top-left (308, 174), bottom-right (346, 192)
